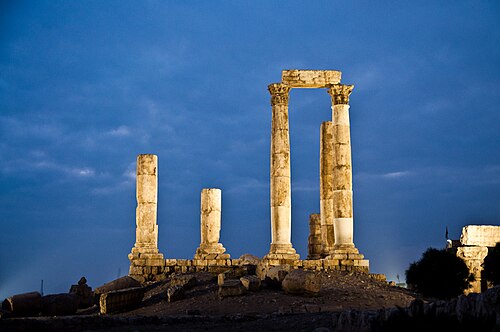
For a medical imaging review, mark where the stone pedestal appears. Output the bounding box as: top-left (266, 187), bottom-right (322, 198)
top-left (194, 188), bottom-right (230, 260)
top-left (128, 154), bottom-right (165, 282)
top-left (320, 121), bottom-right (335, 256)
top-left (307, 213), bottom-right (322, 260)
top-left (264, 83), bottom-right (299, 261)
top-left (456, 246), bottom-right (489, 294)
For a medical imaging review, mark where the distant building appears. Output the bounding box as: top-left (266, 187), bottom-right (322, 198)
top-left (447, 225), bottom-right (500, 294)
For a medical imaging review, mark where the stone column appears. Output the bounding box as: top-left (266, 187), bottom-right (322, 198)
top-left (265, 83), bottom-right (299, 260)
top-left (128, 154), bottom-right (164, 282)
top-left (456, 246), bottom-right (489, 294)
top-left (194, 188), bottom-right (230, 260)
top-left (320, 121), bottom-right (335, 256)
top-left (327, 84), bottom-right (357, 252)
top-left (307, 213), bottom-right (322, 260)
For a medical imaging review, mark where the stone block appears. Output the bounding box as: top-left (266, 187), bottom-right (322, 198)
top-left (239, 254), bottom-right (260, 265)
top-left (1, 292), bottom-right (41, 317)
top-left (460, 225), bottom-right (500, 247)
top-left (95, 276), bottom-right (141, 296)
top-left (218, 280), bottom-right (246, 298)
top-left (281, 70), bottom-right (342, 88)
top-left (265, 265), bottom-right (290, 287)
top-left (41, 293), bottom-right (79, 316)
top-left (165, 259), bottom-right (177, 266)
top-left (282, 269), bottom-right (321, 295)
top-left (99, 287), bottom-right (144, 314)
top-left (240, 275), bottom-right (261, 291)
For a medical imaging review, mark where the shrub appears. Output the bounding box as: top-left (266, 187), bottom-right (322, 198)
top-left (406, 248), bottom-right (473, 299)
top-left (483, 243), bottom-right (500, 286)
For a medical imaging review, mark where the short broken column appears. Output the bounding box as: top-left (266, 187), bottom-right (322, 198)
top-left (320, 121), bottom-right (335, 256)
top-left (307, 213), bottom-right (322, 260)
top-left (128, 154), bottom-right (165, 282)
top-left (194, 188), bottom-right (230, 260)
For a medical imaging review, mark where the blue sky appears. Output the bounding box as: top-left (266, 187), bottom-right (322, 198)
top-left (1, 1), bottom-right (499, 298)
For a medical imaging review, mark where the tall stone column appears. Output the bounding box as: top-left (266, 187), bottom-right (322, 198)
top-left (320, 121), bottom-right (335, 256)
top-left (265, 83), bottom-right (299, 260)
top-left (308, 213), bottom-right (322, 260)
top-left (194, 188), bottom-right (230, 260)
top-left (129, 154), bottom-right (164, 282)
top-left (327, 84), bottom-right (357, 252)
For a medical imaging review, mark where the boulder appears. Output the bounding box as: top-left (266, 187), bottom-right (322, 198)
top-left (166, 285), bottom-right (185, 303)
top-left (170, 273), bottom-right (197, 289)
top-left (239, 254), bottom-right (260, 266)
top-left (94, 276), bottom-right (141, 296)
top-left (1, 291), bottom-right (41, 317)
top-left (240, 275), bottom-right (261, 291)
top-left (41, 293), bottom-right (79, 316)
top-left (281, 269), bottom-right (321, 295)
top-left (99, 287), bottom-right (144, 314)
top-left (218, 280), bottom-right (246, 298)
top-left (263, 265), bottom-right (291, 287)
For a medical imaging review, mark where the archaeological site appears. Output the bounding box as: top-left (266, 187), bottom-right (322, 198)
top-left (128, 70), bottom-right (370, 282)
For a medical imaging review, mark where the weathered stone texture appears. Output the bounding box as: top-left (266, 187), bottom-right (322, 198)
top-left (240, 275), bottom-right (261, 291)
top-left (308, 213), bottom-right (323, 260)
top-left (41, 293), bottom-right (79, 316)
top-left (1, 292), bottom-right (41, 317)
top-left (194, 188), bottom-right (229, 259)
top-left (320, 121), bottom-right (335, 256)
top-left (99, 287), bottom-right (144, 314)
top-left (457, 246), bottom-right (489, 294)
top-left (281, 70), bottom-right (341, 88)
top-left (460, 225), bottom-right (500, 247)
top-left (282, 269), bottom-right (321, 295)
top-left (94, 276), bottom-right (141, 296)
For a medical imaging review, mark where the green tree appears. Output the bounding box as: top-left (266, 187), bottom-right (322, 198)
top-left (406, 248), bottom-right (473, 299)
top-left (483, 243), bottom-right (500, 286)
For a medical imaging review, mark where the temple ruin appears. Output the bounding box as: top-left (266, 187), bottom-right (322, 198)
top-left (128, 70), bottom-right (369, 282)
top-left (448, 225), bottom-right (500, 294)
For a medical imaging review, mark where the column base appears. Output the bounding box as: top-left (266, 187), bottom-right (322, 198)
top-left (324, 245), bottom-right (364, 260)
top-left (194, 243), bottom-right (230, 260)
top-left (264, 243), bottom-right (300, 260)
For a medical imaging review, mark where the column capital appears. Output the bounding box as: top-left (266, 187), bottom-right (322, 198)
top-left (327, 84), bottom-right (354, 105)
top-left (268, 83), bottom-right (291, 106)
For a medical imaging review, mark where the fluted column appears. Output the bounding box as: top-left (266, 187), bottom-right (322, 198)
top-left (320, 121), bottom-right (335, 256)
top-left (265, 83), bottom-right (299, 260)
top-left (194, 188), bottom-right (230, 260)
top-left (328, 84), bottom-right (356, 250)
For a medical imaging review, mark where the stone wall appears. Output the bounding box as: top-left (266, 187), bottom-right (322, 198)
top-left (130, 258), bottom-right (369, 282)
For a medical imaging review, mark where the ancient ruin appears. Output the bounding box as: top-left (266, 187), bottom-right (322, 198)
top-left (448, 225), bottom-right (500, 293)
top-left (128, 70), bottom-right (369, 282)
top-left (194, 188), bottom-right (230, 260)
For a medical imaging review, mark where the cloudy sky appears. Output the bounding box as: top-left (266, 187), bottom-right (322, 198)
top-left (1, 1), bottom-right (499, 298)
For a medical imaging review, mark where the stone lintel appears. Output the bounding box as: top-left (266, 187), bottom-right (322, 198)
top-left (281, 70), bottom-right (342, 88)
top-left (460, 225), bottom-right (500, 247)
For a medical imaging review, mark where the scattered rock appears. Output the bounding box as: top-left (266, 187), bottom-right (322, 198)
top-left (41, 293), bottom-right (79, 316)
top-left (239, 254), bottom-right (260, 266)
top-left (1, 291), bottom-right (41, 317)
top-left (240, 275), bottom-right (261, 291)
top-left (170, 273), bottom-right (197, 289)
top-left (69, 276), bottom-right (94, 309)
top-left (99, 287), bottom-right (145, 314)
top-left (94, 276), bottom-right (141, 296)
top-left (166, 285), bottom-right (185, 303)
top-left (217, 273), bottom-right (225, 286)
top-left (218, 280), bottom-right (246, 298)
top-left (282, 269), bottom-right (321, 295)
top-left (263, 265), bottom-right (291, 287)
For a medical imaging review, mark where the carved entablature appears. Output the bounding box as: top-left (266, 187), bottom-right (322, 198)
top-left (328, 84), bottom-right (354, 105)
top-left (268, 83), bottom-right (291, 106)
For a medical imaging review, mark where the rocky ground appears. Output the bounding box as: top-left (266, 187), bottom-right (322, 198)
top-left (1, 271), bottom-right (420, 331)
